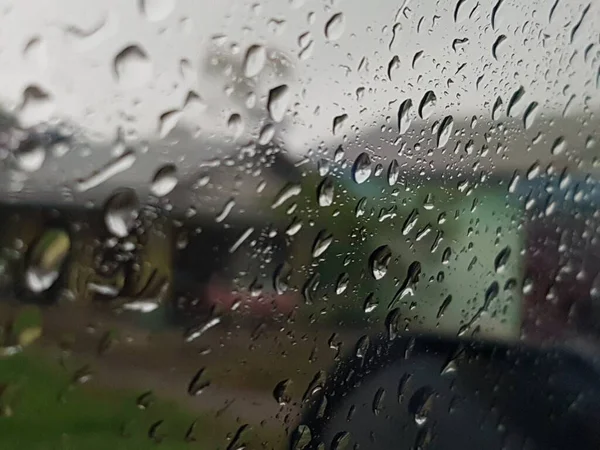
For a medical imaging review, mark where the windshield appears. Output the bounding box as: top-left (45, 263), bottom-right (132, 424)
top-left (0, 0), bottom-right (599, 449)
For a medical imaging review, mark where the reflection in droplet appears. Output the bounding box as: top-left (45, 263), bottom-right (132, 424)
top-left (150, 164), bottom-right (178, 197)
top-left (114, 45), bottom-right (152, 87)
top-left (104, 189), bottom-right (140, 238)
top-left (352, 152), bottom-right (372, 184)
top-left (325, 13), bottom-right (345, 41)
top-left (243, 45), bottom-right (266, 77)
top-left (267, 84), bottom-right (290, 122)
top-left (418, 91), bottom-right (436, 119)
top-left (25, 229), bottom-right (70, 293)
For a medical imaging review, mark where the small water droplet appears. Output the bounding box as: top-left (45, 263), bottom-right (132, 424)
top-left (188, 368), bottom-right (210, 396)
top-left (325, 13), bottom-right (345, 41)
top-left (243, 44), bottom-right (266, 77)
top-left (372, 388), bottom-right (385, 416)
top-left (352, 152), bottom-right (372, 184)
top-left (267, 85), bottom-right (290, 122)
top-left (114, 45), bottom-right (152, 87)
top-left (215, 198), bottom-right (235, 223)
top-left (150, 164), bottom-right (178, 197)
top-left (418, 91), bottom-right (436, 119)
top-left (437, 294), bottom-right (452, 318)
top-left (104, 189), bottom-right (139, 238)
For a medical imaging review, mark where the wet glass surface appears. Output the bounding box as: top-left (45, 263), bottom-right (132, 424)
top-left (0, 0), bottom-right (600, 448)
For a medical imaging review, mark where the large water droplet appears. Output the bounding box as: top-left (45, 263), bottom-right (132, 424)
top-left (267, 85), bottom-right (290, 122)
top-left (23, 36), bottom-right (48, 70)
top-left (317, 177), bottom-right (334, 207)
top-left (325, 13), bottom-right (345, 41)
top-left (243, 45), bottom-right (266, 77)
top-left (150, 164), bottom-right (178, 197)
top-left (104, 188), bottom-right (140, 238)
top-left (507, 86), bottom-right (525, 117)
top-left (388, 159), bottom-right (400, 186)
top-left (551, 136), bottom-right (567, 156)
top-left (494, 246), bottom-right (511, 273)
top-left (352, 152), bottom-right (372, 184)
top-left (336, 272), bottom-right (349, 294)
top-left (227, 113), bottom-right (244, 139)
top-left (408, 387), bottom-right (434, 426)
top-left (114, 45), bottom-right (152, 87)
top-left (76, 150), bottom-right (136, 192)
top-left (331, 431), bottom-right (351, 450)
top-left (332, 114), bottom-right (348, 135)
top-left (523, 101), bottom-right (539, 130)
top-left (273, 379), bottom-right (293, 405)
top-left (140, 0), bottom-right (175, 21)
top-left (436, 115), bottom-right (454, 148)
top-left (14, 143), bottom-right (46, 172)
top-left (370, 245), bottom-right (392, 280)
top-left (290, 425), bottom-right (312, 450)
top-left (258, 123), bottom-right (275, 145)
top-left (418, 91), bottom-right (436, 119)
top-left (372, 388), bottom-right (385, 416)
top-left (25, 229), bottom-right (70, 293)
top-left (271, 183), bottom-right (301, 209)
top-left (19, 85), bottom-right (55, 128)
top-left (398, 99), bottom-right (413, 134)
top-left (158, 109), bottom-right (182, 138)
top-left (187, 368), bottom-right (210, 396)
top-left (312, 231), bottom-right (333, 258)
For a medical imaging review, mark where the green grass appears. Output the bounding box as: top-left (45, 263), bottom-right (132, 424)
top-left (0, 350), bottom-right (233, 450)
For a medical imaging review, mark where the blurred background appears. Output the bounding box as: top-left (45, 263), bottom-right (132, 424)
top-left (0, 0), bottom-right (599, 448)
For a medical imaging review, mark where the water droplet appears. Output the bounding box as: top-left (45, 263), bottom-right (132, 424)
top-left (312, 231), bottom-right (333, 258)
top-left (227, 113), bottom-right (244, 139)
top-left (398, 99), bottom-right (413, 134)
top-left (76, 150), bottom-right (136, 192)
top-left (114, 45), bottom-right (152, 88)
top-left (333, 146), bottom-right (345, 162)
top-left (273, 262), bottom-right (291, 295)
top-left (336, 272), bottom-right (349, 294)
top-left (363, 293), bottom-right (378, 313)
top-left (137, 391), bottom-right (155, 410)
top-left (491, 0), bottom-right (505, 29)
top-left (387, 55), bottom-right (400, 81)
top-left (188, 368), bottom-right (210, 396)
top-left (492, 34), bottom-right (507, 60)
top-left (273, 379), bottom-right (292, 405)
top-left (388, 159), bottom-right (400, 186)
top-left (352, 152), bottom-right (372, 184)
top-left (150, 164), bottom-right (178, 197)
top-left (19, 85), bottom-right (55, 128)
top-left (267, 84), bottom-right (290, 122)
top-left (492, 96), bottom-right (503, 121)
top-left (331, 431), bottom-right (351, 450)
top-left (418, 91), bottom-right (436, 119)
top-left (23, 36), bottom-right (48, 70)
top-left (158, 109), bottom-right (182, 138)
top-left (436, 115), bottom-right (453, 148)
top-left (258, 123), bottom-right (275, 145)
top-left (215, 198), bottom-right (235, 223)
top-left (355, 335), bottom-right (370, 358)
top-left (402, 208), bottom-right (419, 235)
top-left (25, 229), bottom-right (70, 293)
top-left (317, 177), bottom-right (334, 207)
top-left (507, 86), bottom-right (525, 117)
top-left (243, 44), bottom-right (266, 77)
top-left (104, 189), bottom-right (140, 238)
top-left (325, 13), bottom-right (345, 41)
top-left (523, 101), bottom-right (539, 130)
top-left (551, 136), bottom-right (567, 156)
top-left (229, 227), bottom-right (254, 254)
top-left (372, 388), bottom-right (385, 416)
top-left (437, 295), bottom-right (452, 318)
top-left (290, 425), bottom-right (312, 450)
top-left (494, 246), bottom-right (511, 273)
top-left (14, 143), bottom-right (46, 172)
top-left (332, 114), bottom-right (348, 135)
top-left (409, 387), bottom-right (434, 426)
top-left (271, 183), bottom-right (301, 209)
top-left (369, 245), bottom-right (392, 280)
top-left (140, 0), bottom-right (175, 21)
